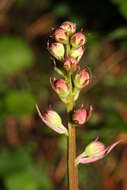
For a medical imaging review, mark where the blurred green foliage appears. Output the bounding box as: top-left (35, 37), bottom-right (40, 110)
top-left (0, 37), bottom-right (34, 76)
top-left (0, 148), bottom-right (54, 190)
top-left (5, 91), bottom-right (36, 117)
top-left (112, 0), bottom-right (127, 19)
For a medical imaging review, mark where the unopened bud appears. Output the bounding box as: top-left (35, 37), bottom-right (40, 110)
top-left (54, 28), bottom-right (68, 44)
top-left (84, 141), bottom-right (105, 157)
top-left (60, 21), bottom-right (76, 36)
top-left (72, 106), bottom-right (92, 125)
top-left (70, 46), bottom-right (84, 62)
top-left (54, 79), bottom-right (69, 98)
top-left (71, 32), bottom-right (86, 48)
top-left (64, 57), bottom-right (78, 73)
top-left (74, 69), bottom-right (90, 89)
top-left (50, 43), bottom-right (65, 61)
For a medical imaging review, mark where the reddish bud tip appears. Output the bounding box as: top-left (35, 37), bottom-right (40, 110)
top-left (64, 56), bottom-right (78, 73)
top-left (72, 106), bottom-right (92, 125)
top-left (54, 28), bottom-right (68, 44)
top-left (74, 69), bottom-right (90, 89)
top-left (71, 32), bottom-right (86, 48)
top-left (60, 21), bottom-right (76, 36)
top-left (50, 42), bottom-right (65, 61)
top-left (54, 79), bottom-right (69, 98)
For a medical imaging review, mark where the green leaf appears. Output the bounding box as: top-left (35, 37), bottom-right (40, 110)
top-left (0, 36), bottom-right (34, 76)
top-left (5, 91), bottom-right (36, 117)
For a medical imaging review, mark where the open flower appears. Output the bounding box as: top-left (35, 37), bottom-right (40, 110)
top-left (72, 106), bottom-right (93, 125)
top-left (76, 139), bottom-right (121, 165)
top-left (36, 105), bottom-right (68, 136)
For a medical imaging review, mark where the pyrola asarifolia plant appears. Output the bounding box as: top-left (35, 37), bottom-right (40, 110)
top-left (36, 21), bottom-right (121, 190)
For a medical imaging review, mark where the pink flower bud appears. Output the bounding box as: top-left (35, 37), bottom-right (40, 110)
top-left (50, 42), bottom-right (65, 61)
top-left (85, 141), bottom-right (105, 157)
top-left (36, 105), bottom-right (68, 135)
top-left (71, 32), bottom-right (86, 48)
top-left (72, 106), bottom-right (92, 125)
top-left (54, 28), bottom-right (68, 44)
top-left (64, 56), bottom-right (78, 73)
top-left (76, 140), bottom-right (121, 165)
top-left (54, 79), bottom-right (69, 98)
top-left (74, 69), bottom-right (90, 89)
top-left (70, 46), bottom-right (84, 62)
top-left (60, 21), bottom-right (76, 36)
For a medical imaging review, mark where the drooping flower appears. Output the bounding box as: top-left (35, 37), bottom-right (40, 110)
top-left (70, 46), bottom-right (84, 62)
top-left (50, 42), bottom-right (65, 61)
top-left (54, 28), bottom-right (68, 44)
top-left (36, 105), bottom-right (68, 136)
top-left (74, 69), bottom-right (90, 89)
top-left (76, 140), bottom-right (121, 165)
top-left (64, 56), bottom-right (78, 73)
top-left (71, 32), bottom-right (86, 48)
top-left (60, 21), bottom-right (76, 36)
top-left (72, 106), bottom-right (93, 125)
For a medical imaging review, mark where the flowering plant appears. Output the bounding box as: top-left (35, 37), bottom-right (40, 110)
top-left (36, 21), bottom-right (120, 190)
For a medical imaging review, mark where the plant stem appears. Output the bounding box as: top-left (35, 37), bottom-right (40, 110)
top-left (67, 95), bottom-right (79, 190)
top-left (66, 42), bottom-right (79, 190)
top-left (68, 121), bottom-right (79, 190)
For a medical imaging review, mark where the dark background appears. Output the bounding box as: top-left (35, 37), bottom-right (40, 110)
top-left (0, 0), bottom-right (127, 189)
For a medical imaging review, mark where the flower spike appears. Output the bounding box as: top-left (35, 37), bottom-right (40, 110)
top-left (76, 140), bottom-right (121, 165)
top-left (36, 104), bottom-right (68, 136)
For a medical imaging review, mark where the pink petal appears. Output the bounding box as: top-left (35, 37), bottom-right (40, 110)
top-left (106, 140), bottom-right (122, 155)
top-left (76, 154), bottom-right (105, 164)
top-left (36, 104), bottom-right (68, 136)
top-left (86, 105), bottom-right (93, 122)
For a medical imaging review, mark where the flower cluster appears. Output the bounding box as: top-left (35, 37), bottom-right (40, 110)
top-left (49, 21), bottom-right (90, 104)
top-left (36, 21), bottom-right (120, 165)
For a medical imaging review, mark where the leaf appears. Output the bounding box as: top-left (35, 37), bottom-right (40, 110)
top-left (0, 36), bottom-right (34, 76)
top-left (5, 91), bottom-right (36, 117)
